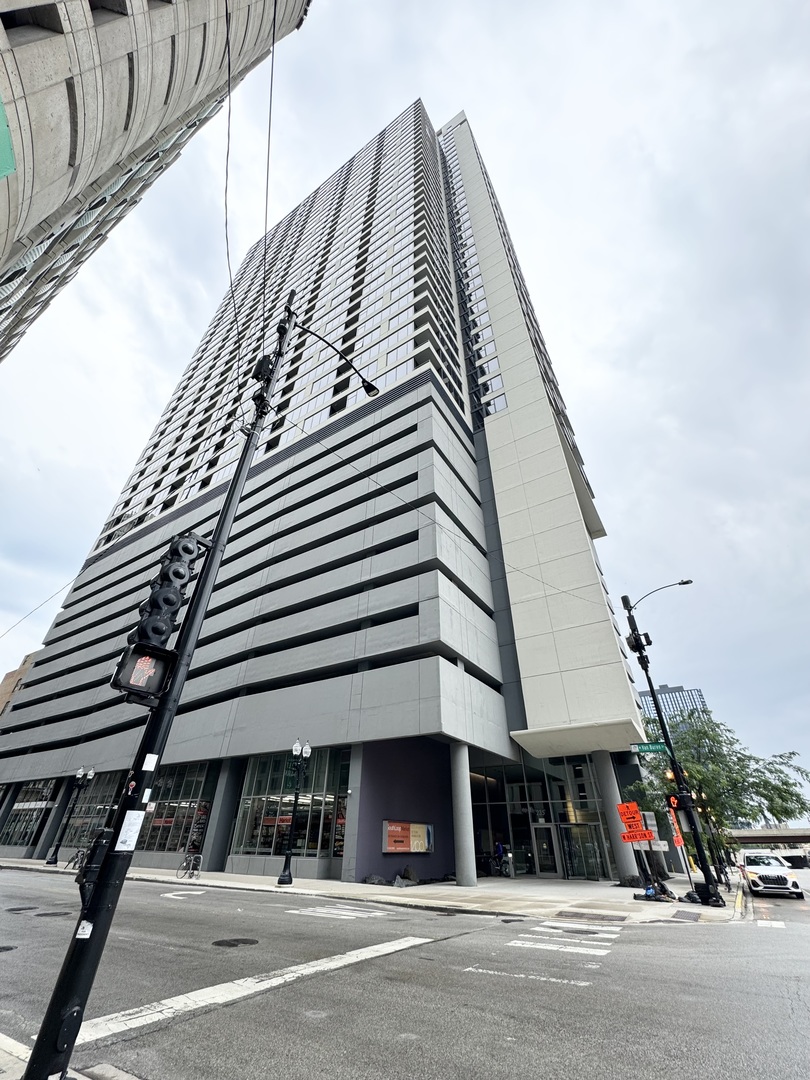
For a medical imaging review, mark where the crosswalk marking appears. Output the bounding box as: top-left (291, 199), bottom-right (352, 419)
top-left (532, 924), bottom-right (620, 940)
top-left (286, 905), bottom-right (392, 921)
top-left (756, 920), bottom-right (785, 928)
top-left (508, 940), bottom-right (611, 956)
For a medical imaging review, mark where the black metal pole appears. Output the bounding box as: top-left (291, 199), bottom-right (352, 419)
top-left (44, 774), bottom-right (86, 866)
top-left (621, 595), bottom-right (722, 906)
top-left (23, 295), bottom-right (297, 1080)
top-left (277, 757), bottom-right (306, 886)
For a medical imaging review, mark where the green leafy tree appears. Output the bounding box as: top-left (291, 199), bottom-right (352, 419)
top-left (630, 709), bottom-right (810, 838)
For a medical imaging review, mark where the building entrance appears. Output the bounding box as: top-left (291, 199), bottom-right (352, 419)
top-left (532, 825), bottom-right (561, 876)
top-left (530, 823), bottom-right (607, 880)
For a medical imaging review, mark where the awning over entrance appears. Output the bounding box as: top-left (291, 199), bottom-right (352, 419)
top-left (510, 716), bottom-right (643, 758)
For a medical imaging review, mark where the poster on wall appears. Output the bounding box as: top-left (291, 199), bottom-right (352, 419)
top-left (382, 820), bottom-right (434, 854)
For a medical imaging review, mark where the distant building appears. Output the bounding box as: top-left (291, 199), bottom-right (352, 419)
top-left (0, 0), bottom-right (311, 362)
top-left (639, 683), bottom-right (709, 720)
top-left (0, 653), bottom-right (34, 714)
top-left (0, 101), bottom-right (645, 884)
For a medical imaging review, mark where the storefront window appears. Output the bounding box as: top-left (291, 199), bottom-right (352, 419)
top-left (231, 747), bottom-right (350, 858)
top-left (0, 779), bottom-right (56, 847)
top-left (62, 771), bottom-right (127, 848)
top-left (138, 762), bottom-right (217, 853)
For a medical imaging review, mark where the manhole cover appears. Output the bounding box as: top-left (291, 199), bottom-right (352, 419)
top-left (0, 945), bottom-right (17, 952)
top-left (501, 918), bottom-right (524, 923)
top-left (672, 909), bottom-right (701, 922)
top-left (212, 938), bottom-right (258, 948)
top-left (6, 907), bottom-right (36, 913)
top-left (34, 911), bottom-right (72, 918)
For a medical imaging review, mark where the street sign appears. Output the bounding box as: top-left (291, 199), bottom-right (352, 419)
top-left (630, 742), bottom-right (668, 754)
top-left (621, 829), bottom-right (655, 843)
top-left (617, 801), bottom-right (641, 822)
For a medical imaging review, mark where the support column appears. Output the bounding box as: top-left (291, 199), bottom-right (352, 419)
top-left (591, 750), bottom-right (638, 882)
top-left (450, 741), bottom-right (476, 888)
top-left (201, 760), bottom-right (245, 872)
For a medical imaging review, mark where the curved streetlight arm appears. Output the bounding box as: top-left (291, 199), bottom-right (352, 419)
top-left (293, 319), bottom-right (379, 398)
top-left (623, 580), bottom-right (692, 613)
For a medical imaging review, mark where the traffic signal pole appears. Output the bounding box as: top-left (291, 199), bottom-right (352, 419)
top-left (23, 295), bottom-right (298, 1080)
top-left (621, 595), bottom-right (722, 906)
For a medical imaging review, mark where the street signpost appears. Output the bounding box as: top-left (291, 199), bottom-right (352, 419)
top-left (630, 742), bottom-right (668, 753)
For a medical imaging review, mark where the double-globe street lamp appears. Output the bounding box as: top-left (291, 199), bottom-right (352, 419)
top-left (277, 739), bottom-right (312, 885)
top-left (621, 581), bottom-right (724, 906)
top-left (44, 766), bottom-right (95, 866)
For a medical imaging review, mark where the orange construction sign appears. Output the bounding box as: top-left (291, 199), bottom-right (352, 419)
top-left (621, 829), bottom-right (655, 843)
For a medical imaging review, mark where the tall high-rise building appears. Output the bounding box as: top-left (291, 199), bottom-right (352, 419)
top-left (0, 101), bottom-right (645, 885)
top-left (640, 684), bottom-right (709, 720)
top-left (0, 0), bottom-right (311, 362)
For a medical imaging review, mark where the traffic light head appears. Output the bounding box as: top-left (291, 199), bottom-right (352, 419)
top-left (126, 534), bottom-right (201, 651)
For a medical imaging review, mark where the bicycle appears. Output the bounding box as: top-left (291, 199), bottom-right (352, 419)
top-left (64, 849), bottom-right (86, 871)
top-left (488, 855), bottom-right (511, 878)
top-left (176, 853), bottom-right (202, 879)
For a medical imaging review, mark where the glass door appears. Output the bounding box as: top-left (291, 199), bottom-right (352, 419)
top-left (558, 823), bottom-right (607, 880)
top-left (532, 824), bottom-right (562, 876)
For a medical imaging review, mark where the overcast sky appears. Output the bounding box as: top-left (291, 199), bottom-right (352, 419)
top-left (1, 1), bottom-right (808, 810)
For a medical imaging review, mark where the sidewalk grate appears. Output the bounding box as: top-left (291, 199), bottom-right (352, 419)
top-left (672, 909), bottom-right (701, 922)
top-left (550, 910), bottom-right (627, 924)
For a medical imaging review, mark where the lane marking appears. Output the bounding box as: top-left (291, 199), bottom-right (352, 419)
top-left (539, 920), bottom-right (622, 934)
top-left (76, 936), bottom-right (431, 1045)
top-left (464, 964), bottom-right (591, 987)
top-left (160, 890), bottom-right (207, 900)
top-left (0, 1031), bottom-right (30, 1062)
top-left (520, 933), bottom-right (615, 945)
top-left (531, 926), bottom-right (620, 940)
top-left (508, 940), bottom-right (611, 956)
top-left (285, 905), bottom-right (391, 921)
top-left (756, 920), bottom-right (785, 928)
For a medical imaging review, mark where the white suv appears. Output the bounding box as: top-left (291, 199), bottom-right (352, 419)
top-left (740, 851), bottom-right (804, 900)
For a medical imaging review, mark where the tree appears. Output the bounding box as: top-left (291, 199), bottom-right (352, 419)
top-left (630, 708), bottom-right (810, 838)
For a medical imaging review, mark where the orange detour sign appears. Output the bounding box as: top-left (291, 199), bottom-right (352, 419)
top-left (617, 801), bottom-right (641, 822)
top-left (621, 829), bottom-right (656, 843)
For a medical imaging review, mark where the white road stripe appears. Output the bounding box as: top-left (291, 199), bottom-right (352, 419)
top-left (756, 920), bottom-right (785, 928)
top-left (508, 940), bottom-right (611, 956)
top-left (531, 926), bottom-right (619, 940)
top-left (286, 905), bottom-right (391, 920)
top-left (520, 933), bottom-right (614, 945)
top-left (464, 965), bottom-right (591, 987)
top-left (76, 936), bottom-right (431, 1045)
top-left (0, 1031), bottom-right (30, 1062)
top-left (539, 920), bottom-right (623, 934)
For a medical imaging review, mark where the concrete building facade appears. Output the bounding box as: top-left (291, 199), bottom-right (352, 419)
top-left (0, 101), bottom-right (644, 884)
top-left (0, 0), bottom-right (310, 361)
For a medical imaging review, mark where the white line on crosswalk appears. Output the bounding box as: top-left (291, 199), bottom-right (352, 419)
top-left (756, 920), bottom-right (785, 928)
top-left (76, 936), bottom-right (431, 1045)
top-left (508, 940), bottom-right (611, 956)
top-left (520, 932), bottom-right (614, 946)
top-left (533, 925), bottom-right (619, 939)
top-left (539, 920), bottom-right (623, 935)
top-left (286, 905), bottom-right (391, 920)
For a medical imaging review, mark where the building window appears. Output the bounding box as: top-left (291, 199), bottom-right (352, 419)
top-left (231, 747), bottom-right (350, 859)
top-left (137, 762), bottom-right (217, 853)
top-left (0, 779), bottom-right (57, 847)
top-left (61, 770), bottom-right (127, 848)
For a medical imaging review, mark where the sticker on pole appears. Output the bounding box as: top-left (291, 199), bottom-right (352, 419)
top-left (76, 920), bottom-right (93, 939)
top-left (114, 810), bottom-right (146, 851)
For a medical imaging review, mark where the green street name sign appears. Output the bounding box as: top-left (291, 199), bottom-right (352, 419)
top-left (631, 742), bottom-right (668, 754)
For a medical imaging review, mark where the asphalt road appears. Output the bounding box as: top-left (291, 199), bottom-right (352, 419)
top-left (1, 869), bottom-right (809, 1080)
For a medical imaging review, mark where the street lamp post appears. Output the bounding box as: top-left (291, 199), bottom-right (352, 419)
top-left (45, 767), bottom-right (95, 866)
top-left (277, 739), bottom-right (311, 885)
top-left (621, 582), bottom-right (724, 906)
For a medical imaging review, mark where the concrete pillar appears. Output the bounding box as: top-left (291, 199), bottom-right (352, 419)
top-left (341, 744), bottom-right (363, 883)
top-left (450, 741), bottom-right (477, 888)
top-left (592, 750), bottom-right (638, 881)
top-left (32, 777), bottom-right (72, 860)
top-left (202, 759), bottom-right (246, 872)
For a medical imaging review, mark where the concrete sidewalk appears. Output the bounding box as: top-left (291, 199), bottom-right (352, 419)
top-left (1, 857), bottom-right (743, 924)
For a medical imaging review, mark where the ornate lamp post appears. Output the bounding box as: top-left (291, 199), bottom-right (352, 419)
top-left (277, 739), bottom-right (311, 885)
top-left (621, 581), bottom-right (724, 906)
top-left (45, 767), bottom-right (95, 866)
